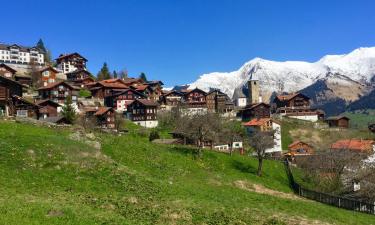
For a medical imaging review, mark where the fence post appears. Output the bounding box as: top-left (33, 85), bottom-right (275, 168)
top-left (339, 198), bottom-right (341, 208)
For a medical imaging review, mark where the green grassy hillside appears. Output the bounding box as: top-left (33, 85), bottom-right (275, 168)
top-left (0, 120), bottom-right (375, 224)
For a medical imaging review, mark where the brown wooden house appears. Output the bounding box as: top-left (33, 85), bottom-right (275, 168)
top-left (0, 76), bottom-right (24, 116)
top-left (37, 81), bottom-right (79, 104)
top-left (288, 141), bottom-right (314, 156)
top-left (66, 69), bottom-right (95, 87)
top-left (36, 99), bottom-right (60, 118)
top-left (11, 95), bottom-right (39, 119)
top-left (240, 102), bottom-right (270, 121)
top-left (159, 90), bottom-right (184, 110)
top-left (93, 107), bottom-right (115, 129)
top-left (127, 99), bottom-right (158, 128)
top-left (182, 88), bottom-right (207, 108)
top-left (87, 79), bottom-right (128, 99)
top-left (0, 63), bottom-right (17, 79)
top-left (40, 66), bottom-right (58, 87)
top-left (326, 116), bottom-right (350, 128)
top-left (206, 89), bottom-right (228, 113)
top-left (273, 93), bottom-right (311, 114)
top-left (331, 139), bottom-right (375, 153)
top-left (105, 88), bottom-right (146, 112)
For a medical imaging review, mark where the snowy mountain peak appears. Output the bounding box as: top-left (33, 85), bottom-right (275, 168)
top-left (189, 47), bottom-right (375, 101)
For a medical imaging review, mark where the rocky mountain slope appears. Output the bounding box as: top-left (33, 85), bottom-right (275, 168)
top-left (190, 47), bottom-right (375, 115)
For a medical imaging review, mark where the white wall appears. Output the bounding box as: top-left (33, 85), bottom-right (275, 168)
top-left (265, 122), bottom-right (282, 153)
top-left (236, 98), bottom-right (247, 107)
top-left (288, 115), bottom-right (318, 122)
top-left (135, 120), bottom-right (159, 128)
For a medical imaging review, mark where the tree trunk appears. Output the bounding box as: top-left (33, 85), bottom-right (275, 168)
top-left (257, 157), bottom-right (263, 176)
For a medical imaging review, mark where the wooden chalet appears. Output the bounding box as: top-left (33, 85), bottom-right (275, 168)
top-left (272, 93), bottom-right (311, 114)
top-left (66, 69), bottom-right (95, 87)
top-left (93, 107), bottom-right (115, 129)
top-left (145, 80), bottom-right (164, 101)
top-left (0, 63), bottom-right (17, 79)
top-left (127, 99), bottom-right (158, 127)
top-left (243, 117), bottom-right (275, 132)
top-left (0, 76), bottom-right (25, 116)
top-left (326, 116), bottom-right (350, 128)
top-left (35, 99), bottom-right (60, 118)
top-left (11, 95), bottom-right (39, 119)
top-left (159, 90), bottom-right (184, 110)
top-left (240, 102), bottom-right (270, 121)
top-left (37, 81), bottom-right (79, 104)
top-left (104, 88), bottom-right (146, 112)
top-left (182, 88), bottom-right (207, 108)
top-left (56, 53), bottom-right (87, 72)
top-left (134, 84), bottom-right (154, 99)
top-left (287, 141), bottom-right (314, 156)
top-left (122, 78), bottom-right (144, 87)
top-left (87, 79), bottom-right (128, 99)
top-left (39, 66), bottom-right (58, 87)
top-left (206, 89), bottom-right (229, 113)
top-left (331, 139), bottom-right (375, 153)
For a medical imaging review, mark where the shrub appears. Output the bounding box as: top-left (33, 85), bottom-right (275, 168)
top-left (149, 130), bottom-right (160, 142)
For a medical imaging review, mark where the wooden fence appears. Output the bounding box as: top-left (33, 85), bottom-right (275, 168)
top-left (284, 159), bottom-right (375, 215)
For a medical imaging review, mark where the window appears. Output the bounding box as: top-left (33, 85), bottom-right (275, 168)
top-left (16, 110), bottom-right (28, 117)
top-left (42, 71), bottom-right (50, 77)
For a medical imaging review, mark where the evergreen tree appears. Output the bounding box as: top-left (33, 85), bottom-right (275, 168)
top-left (113, 70), bottom-right (118, 79)
top-left (36, 38), bottom-right (52, 65)
top-left (61, 96), bottom-right (76, 124)
top-left (36, 38), bottom-right (46, 52)
top-left (97, 62), bottom-right (111, 80)
top-left (139, 72), bottom-right (148, 82)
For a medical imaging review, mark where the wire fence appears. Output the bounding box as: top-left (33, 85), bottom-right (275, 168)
top-left (284, 159), bottom-right (375, 215)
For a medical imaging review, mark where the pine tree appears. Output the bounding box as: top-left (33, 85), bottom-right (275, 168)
top-left (113, 70), bottom-right (118, 78)
top-left (36, 38), bottom-right (52, 64)
top-left (36, 38), bottom-right (46, 52)
top-left (61, 96), bottom-right (76, 124)
top-left (97, 62), bottom-right (111, 80)
top-left (139, 72), bottom-right (147, 82)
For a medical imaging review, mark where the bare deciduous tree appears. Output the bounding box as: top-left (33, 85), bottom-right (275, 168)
top-left (247, 130), bottom-right (275, 176)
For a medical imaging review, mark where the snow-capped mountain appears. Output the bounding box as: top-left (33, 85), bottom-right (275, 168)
top-left (189, 47), bottom-right (375, 105)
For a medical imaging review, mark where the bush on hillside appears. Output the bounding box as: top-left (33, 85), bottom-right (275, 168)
top-left (149, 130), bottom-right (160, 142)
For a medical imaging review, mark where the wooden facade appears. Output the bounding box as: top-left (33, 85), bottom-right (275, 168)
top-left (183, 88), bottom-right (207, 108)
top-left (36, 99), bottom-right (60, 118)
top-left (0, 76), bottom-right (24, 116)
top-left (160, 90), bottom-right (184, 108)
top-left (66, 69), bottom-right (95, 87)
top-left (240, 103), bottom-right (270, 121)
top-left (127, 99), bottom-right (158, 122)
top-left (87, 79), bottom-right (128, 99)
top-left (93, 107), bottom-right (115, 129)
top-left (11, 95), bottom-right (39, 119)
top-left (56, 53), bottom-right (87, 72)
top-left (288, 141), bottom-right (314, 156)
top-left (326, 116), bottom-right (350, 128)
top-left (206, 89), bottom-right (228, 113)
top-left (38, 81), bottom-right (79, 104)
top-left (40, 66), bottom-right (58, 87)
top-left (0, 63), bottom-right (16, 79)
top-left (105, 89), bottom-right (146, 112)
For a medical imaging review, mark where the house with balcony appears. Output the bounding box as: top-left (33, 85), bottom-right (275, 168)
top-left (56, 53), bottom-right (87, 74)
top-left (37, 81), bottom-right (79, 104)
top-left (0, 43), bottom-right (45, 67)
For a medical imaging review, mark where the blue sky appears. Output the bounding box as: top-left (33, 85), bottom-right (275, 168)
top-left (1, 0), bottom-right (375, 86)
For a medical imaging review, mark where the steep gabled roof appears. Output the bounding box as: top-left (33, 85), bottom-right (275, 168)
top-left (288, 141), bottom-right (311, 148)
top-left (184, 88), bottom-right (207, 95)
top-left (275, 92), bottom-right (310, 102)
top-left (129, 99), bottom-right (158, 107)
top-left (39, 66), bottom-right (59, 73)
top-left (56, 52), bottom-right (87, 61)
top-left (331, 139), bottom-right (375, 152)
top-left (242, 118), bottom-right (272, 127)
top-left (112, 88), bottom-right (146, 98)
top-left (37, 81), bottom-right (78, 90)
top-left (326, 115), bottom-right (350, 121)
top-left (94, 107), bottom-right (113, 116)
top-left (35, 99), bottom-right (61, 107)
top-left (0, 63), bottom-right (17, 73)
top-left (0, 75), bottom-right (27, 88)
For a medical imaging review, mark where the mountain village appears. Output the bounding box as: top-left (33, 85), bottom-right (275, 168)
top-left (1, 40), bottom-right (375, 217)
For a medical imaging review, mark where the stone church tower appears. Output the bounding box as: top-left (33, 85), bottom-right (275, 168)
top-left (248, 77), bottom-right (260, 105)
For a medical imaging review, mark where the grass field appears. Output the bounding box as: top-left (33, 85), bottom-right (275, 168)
top-left (0, 120), bottom-right (375, 224)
